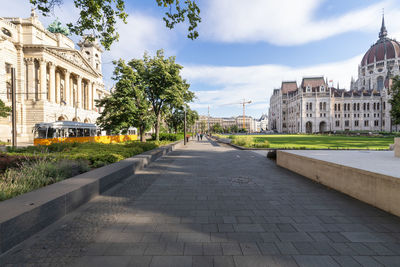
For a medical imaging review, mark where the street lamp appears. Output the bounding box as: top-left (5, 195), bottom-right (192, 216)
top-left (184, 105), bottom-right (187, 145)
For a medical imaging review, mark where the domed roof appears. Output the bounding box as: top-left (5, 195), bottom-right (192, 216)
top-left (361, 15), bottom-right (400, 66)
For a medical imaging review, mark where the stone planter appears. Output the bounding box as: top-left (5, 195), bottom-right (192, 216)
top-left (395, 138), bottom-right (400, 158)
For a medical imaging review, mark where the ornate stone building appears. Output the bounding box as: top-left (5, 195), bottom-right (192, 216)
top-left (0, 10), bottom-right (109, 143)
top-left (268, 16), bottom-right (399, 134)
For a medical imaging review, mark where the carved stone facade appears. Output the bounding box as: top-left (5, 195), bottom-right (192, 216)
top-left (0, 10), bottom-right (109, 143)
top-left (268, 17), bottom-right (400, 134)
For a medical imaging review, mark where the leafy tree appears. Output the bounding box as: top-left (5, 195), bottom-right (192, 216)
top-left (230, 124), bottom-right (239, 133)
top-left (30, 0), bottom-right (201, 50)
top-left (96, 59), bottom-right (153, 141)
top-left (390, 76), bottom-right (400, 126)
top-left (166, 107), bottom-right (198, 133)
top-left (211, 123), bottom-right (223, 133)
top-left (200, 121), bottom-right (206, 133)
top-left (130, 50), bottom-right (194, 141)
top-left (0, 100), bottom-right (11, 118)
top-left (47, 18), bottom-right (70, 35)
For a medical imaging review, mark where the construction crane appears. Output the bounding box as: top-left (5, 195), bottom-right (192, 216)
top-left (239, 99), bottom-right (252, 130)
top-left (222, 99), bottom-right (252, 130)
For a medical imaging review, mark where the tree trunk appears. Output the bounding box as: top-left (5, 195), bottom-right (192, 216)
top-left (155, 113), bottom-right (161, 141)
top-left (139, 126), bottom-right (146, 142)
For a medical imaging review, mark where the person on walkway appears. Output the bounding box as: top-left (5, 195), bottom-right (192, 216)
top-left (197, 133), bottom-right (200, 141)
top-left (200, 133), bottom-right (203, 140)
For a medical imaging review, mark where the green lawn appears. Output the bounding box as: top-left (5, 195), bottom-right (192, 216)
top-left (225, 134), bottom-right (394, 150)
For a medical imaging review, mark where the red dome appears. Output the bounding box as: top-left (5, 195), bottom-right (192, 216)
top-left (361, 38), bottom-right (400, 66)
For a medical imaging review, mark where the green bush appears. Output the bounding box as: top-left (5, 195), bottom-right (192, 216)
top-left (151, 133), bottom-right (184, 141)
top-left (0, 159), bottom-right (90, 201)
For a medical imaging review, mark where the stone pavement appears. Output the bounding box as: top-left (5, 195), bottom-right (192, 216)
top-left (2, 139), bottom-right (400, 266)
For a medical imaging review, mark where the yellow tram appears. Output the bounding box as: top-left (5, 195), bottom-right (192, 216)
top-left (33, 121), bottom-right (138, 146)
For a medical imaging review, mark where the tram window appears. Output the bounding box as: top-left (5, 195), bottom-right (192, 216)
top-left (77, 128), bottom-right (84, 137)
top-left (68, 128), bottom-right (77, 137)
top-left (47, 128), bottom-right (56, 138)
top-left (84, 128), bottom-right (90, 136)
top-left (35, 129), bottom-right (47, 139)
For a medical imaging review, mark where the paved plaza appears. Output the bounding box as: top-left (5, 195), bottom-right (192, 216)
top-left (2, 139), bottom-right (400, 266)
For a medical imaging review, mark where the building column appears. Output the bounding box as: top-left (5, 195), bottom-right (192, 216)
top-left (90, 82), bottom-right (94, 110)
top-left (39, 59), bottom-right (46, 101)
top-left (77, 75), bottom-right (82, 109)
top-left (49, 63), bottom-right (56, 103)
top-left (55, 70), bottom-right (60, 103)
top-left (64, 70), bottom-right (70, 105)
top-left (26, 58), bottom-right (35, 100)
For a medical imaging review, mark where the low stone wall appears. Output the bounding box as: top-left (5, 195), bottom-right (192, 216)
top-left (395, 138), bottom-right (400, 157)
top-left (277, 150), bottom-right (400, 217)
top-left (0, 141), bottom-right (183, 254)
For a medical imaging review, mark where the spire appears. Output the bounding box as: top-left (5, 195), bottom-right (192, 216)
top-left (379, 11), bottom-right (387, 39)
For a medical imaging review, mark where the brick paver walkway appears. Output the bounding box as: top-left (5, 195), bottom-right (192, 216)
top-left (2, 139), bottom-right (400, 266)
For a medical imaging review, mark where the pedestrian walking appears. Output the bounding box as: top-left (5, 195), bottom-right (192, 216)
top-left (200, 133), bottom-right (203, 140)
top-left (197, 133), bottom-right (200, 141)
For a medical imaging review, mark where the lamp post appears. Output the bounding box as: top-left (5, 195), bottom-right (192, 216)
top-left (184, 105), bottom-right (187, 145)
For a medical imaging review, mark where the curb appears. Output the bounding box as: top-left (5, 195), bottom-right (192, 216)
top-left (0, 140), bottom-right (184, 255)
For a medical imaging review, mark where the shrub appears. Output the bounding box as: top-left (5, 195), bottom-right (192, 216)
top-left (151, 133), bottom-right (184, 141)
top-left (0, 158), bottom-right (90, 201)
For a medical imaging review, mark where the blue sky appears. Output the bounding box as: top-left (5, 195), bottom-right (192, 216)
top-left (2, 0), bottom-right (400, 118)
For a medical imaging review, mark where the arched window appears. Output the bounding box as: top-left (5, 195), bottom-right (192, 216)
top-left (377, 76), bottom-right (384, 91)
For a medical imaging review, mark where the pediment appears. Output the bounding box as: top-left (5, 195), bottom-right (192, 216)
top-left (45, 47), bottom-right (99, 77)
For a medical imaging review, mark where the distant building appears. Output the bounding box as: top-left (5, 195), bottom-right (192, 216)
top-left (194, 115), bottom-right (256, 132)
top-left (0, 10), bottom-right (109, 142)
top-left (268, 16), bottom-right (399, 133)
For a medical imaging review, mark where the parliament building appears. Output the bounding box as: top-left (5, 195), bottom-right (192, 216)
top-left (0, 10), bottom-right (110, 143)
top-left (269, 16), bottom-right (400, 134)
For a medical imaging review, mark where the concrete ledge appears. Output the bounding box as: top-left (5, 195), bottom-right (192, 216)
top-left (277, 150), bottom-right (400, 218)
top-left (0, 141), bottom-right (183, 254)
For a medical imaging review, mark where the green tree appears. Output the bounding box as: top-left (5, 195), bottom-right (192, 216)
top-left (47, 18), bottom-right (70, 35)
top-left (230, 124), bottom-right (239, 133)
top-left (96, 59), bottom-right (153, 141)
top-left (30, 0), bottom-right (201, 50)
top-left (200, 121), bottom-right (206, 133)
top-left (166, 107), bottom-right (198, 133)
top-left (0, 100), bottom-right (11, 118)
top-left (390, 76), bottom-right (400, 126)
top-left (211, 123), bottom-right (223, 133)
top-left (130, 50), bottom-right (194, 141)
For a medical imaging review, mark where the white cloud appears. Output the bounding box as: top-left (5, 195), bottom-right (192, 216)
top-left (183, 55), bottom-right (362, 117)
top-left (201, 0), bottom-right (400, 45)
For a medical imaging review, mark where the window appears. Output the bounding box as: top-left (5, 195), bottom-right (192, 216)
top-left (338, 104), bottom-right (341, 111)
top-left (306, 86), bottom-right (311, 92)
top-left (345, 120), bottom-right (349, 127)
top-left (373, 103), bottom-right (376, 110)
top-left (377, 103), bottom-right (380, 110)
top-left (357, 103), bottom-right (360, 111)
top-left (320, 102), bottom-right (322, 110)
top-left (334, 104), bottom-right (337, 111)
top-left (344, 104), bottom-right (347, 111)
top-left (320, 85), bottom-right (325, 92)
top-left (364, 120), bottom-right (369, 127)
top-left (383, 102), bottom-right (386, 110)
top-left (1, 27), bottom-right (12, 37)
top-left (309, 103), bottom-right (312, 111)
top-left (323, 102), bottom-right (326, 111)
top-left (377, 76), bottom-right (384, 91)
top-left (374, 120), bottom-right (379, 126)
top-left (355, 120), bottom-right (359, 127)
top-left (5, 63), bottom-right (12, 100)
top-left (320, 113), bottom-right (322, 117)
top-left (348, 103), bottom-right (350, 111)
top-left (363, 103), bottom-right (366, 110)
top-left (383, 120), bottom-right (385, 126)
top-left (367, 103), bottom-right (370, 110)
top-left (353, 103), bottom-right (356, 111)
top-left (335, 120), bottom-right (340, 127)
